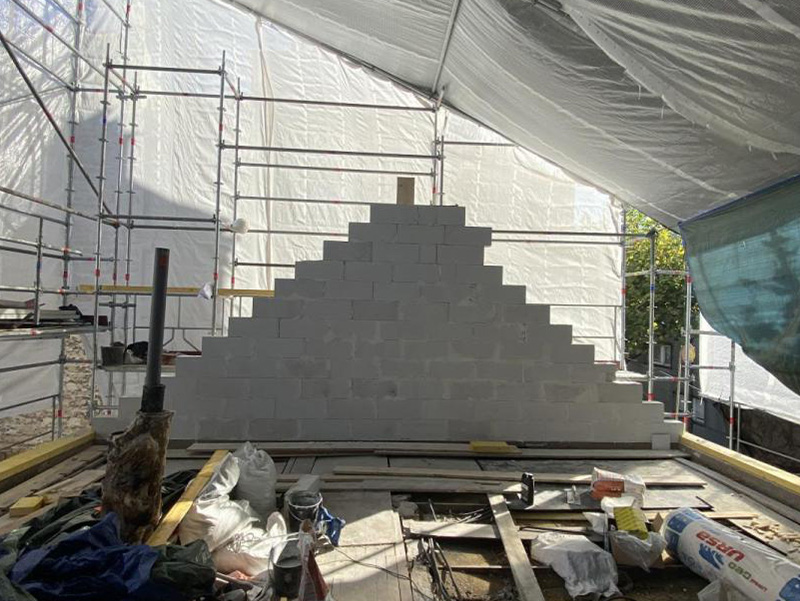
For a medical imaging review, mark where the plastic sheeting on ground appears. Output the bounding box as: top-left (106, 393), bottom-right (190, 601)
top-left (681, 176), bottom-right (800, 398)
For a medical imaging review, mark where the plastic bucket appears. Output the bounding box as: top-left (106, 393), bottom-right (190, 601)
top-left (272, 539), bottom-right (301, 597)
top-left (101, 344), bottom-right (125, 365)
top-left (286, 490), bottom-right (322, 533)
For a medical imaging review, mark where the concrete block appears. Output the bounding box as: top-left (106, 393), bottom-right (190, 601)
top-left (430, 360), bottom-right (475, 379)
top-left (378, 321), bottom-right (400, 340)
top-left (419, 282), bottom-right (474, 303)
top-left (502, 304), bottom-right (550, 324)
top-left (651, 433), bottom-right (671, 450)
top-left (196, 377), bottom-right (250, 402)
top-left (570, 364), bottom-right (615, 383)
top-left (403, 340), bottom-right (449, 360)
top-left (436, 244), bottom-right (484, 265)
top-left (251, 378), bottom-right (301, 402)
top-left (330, 319), bottom-right (378, 340)
top-left (450, 301), bottom-right (499, 324)
top-left (330, 358), bottom-right (381, 379)
top-left (380, 359), bottom-right (426, 378)
top-left (597, 382), bottom-right (643, 404)
top-left (448, 420), bottom-right (491, 441)
top-left (473, 323), bottom-right (525, 344)
top-left (449, 380), bottom-right (493, 401)
top-left (377, 399), bottom-right (424, 420)
top-left (174, 355), bottom-right (206, 378)
top-left (223, 397), bottom-right (276, 419)
top-left (394, 419), bottom-right (448, 440)
top-left (277, 357), bottom-right (330, 378)
top-left (397, 224), bottom-right (444, 244)
top-left (325, 279), bottom-right (373, 300)
top-left (424, 399), bottom-right (475, 420)
top-left (305, 339), bottom-right (354, 358)
top-left (392, 264), bottom-right (440, 283)
top-left (419, 245), bottom-right (437, 263)
top-left (444, 226), bottom-right (491, 246)
top-left (487, 285), bottom-right (526, 304)
top-left (477, 362), bottom-right (523, 381)
top-left (277, 400), bottom-right (328, 419)
top-left (344, 262), bottom-right (392, 282)
top-left (370, 204), bottom-right (420, 225)
top-left (247, 418), bottom-right (299, 440)
top-left (399, 302), bottom-right (448, 322)
top-left (349, 222), bottom-right (398, 242)
top-left (295, 260), bottom-right (344, 280)
top-left (279, 318), bottom-right (326, 339)
top-left (229, 317), bottom-right (277, 338)
top-left (496, 383), bottom-right (540, 402)
top-left (253, 297), bottom-right (305, 318)
top-left (298, 420), bottom-right (352, 440)
top-left (500, 340), bottom-right (548, 361)
top-left (254, 338), bottom-right (305, 357)
top-left (552, 343), bottom-right (595, 364)
top-left (475, 401), bottom-right (520, 421)
top-left (305, 299), bottom-right (353, 319)
top-left (226, 356), bottom-right (279, 378)
top-left (525, 404), bottom-right (570, 422)
top-left (455, 265), bottom-right (502, 285)
top-left (274, 279), bottom-right (326, 299)
top-left (425, 205), bottom-right (465, 226)
top-left (352, 379), bottom-right (399, 400)
top-left (351, 420), bottom-right (397, 439)
top-left (324, 240), bottom-right (372, 262)
top-left (543, 382), bottom-right (598, 404)
top-left (198, 418), bottom-right (247, 440)
top-left (451, 339), bottom-right (497, 359)
top-left (374, 282), bottom-right (419, 301)
top-left (355, 340), bottom-right (401, 359)
top-left (373, 242), bottom-right (419, 264)
top-left (329, 398), bottom-right (376, 419)
top-left (353, 300), bottom-right (399, 321)
top-left (398, 379), bottom-right (446, 400)
top-left (525, 363), bottom-right (570, 383)
top-left (641, 400), bottom-right (667, 422)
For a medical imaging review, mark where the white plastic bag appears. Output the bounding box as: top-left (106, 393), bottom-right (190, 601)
top-left (212, 512), bottom-right (289, 576)
top-left (178, 452), bottom-right (261, 551)
top-left (233, 442), bottom-right (278, 519)
top-left (531, 532), bottom-right (621, 599)
top-left (609, 530), bottom-right (666, 571)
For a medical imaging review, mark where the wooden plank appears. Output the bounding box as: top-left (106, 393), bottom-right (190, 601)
top-left (333, 466), bottom-right (706, 487)
top-left (36, 468), bottom-right (105, 498)
top-left (316, 544), bottom-right (410, 601)
top-left (404, 520), bottom-right (543, 542)
top-left (389, 456), bottom-right (481, 470)
top-left (383, 448), bottom-right (690, 459)
top-left (511, 510), bottom-right (757, 522)
top-left (487, 494), bottom-right (546, 601)
top-left (147, 449), bottom-right (227, 546)
top-left (277, 478), bottom-right (522, 494)
top-left (0, 429), bottom-right (94, 493)
top-left (681, 432), bottom-right (800, 500)
top-left (0, 446), bottom-right (105, 512)
top-left (322, 491), bottom-right (402, 546)
top-left (311, 455), bottom-right (388, 474)
top-left (0, 502), bottom-right (53, 536)
top-left (9, 496), bottom-right (44, 517)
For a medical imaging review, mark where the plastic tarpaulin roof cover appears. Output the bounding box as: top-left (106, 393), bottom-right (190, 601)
top-left (233, 0), bottom-right (800, 228)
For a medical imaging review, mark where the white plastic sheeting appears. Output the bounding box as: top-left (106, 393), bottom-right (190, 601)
top-left (0, 0), bottom-right (622, 415)
top-left (233, 0), bottom-right (800, 229)
top-left (698, 315), bottom-right (800, 426)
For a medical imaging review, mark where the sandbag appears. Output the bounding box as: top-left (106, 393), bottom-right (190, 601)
top-left (212, 513), bottom-right (288, 577)
top-left (530, 532), bottom-right (620, 599)
top-left (232, 442), bottom-right (277, 519)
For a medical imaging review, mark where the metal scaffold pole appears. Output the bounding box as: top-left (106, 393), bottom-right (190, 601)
top-left (647, 229), bottom-right (656, 401)
top-left (229, 79), bottom-right (242, 321)
top-left (729, 340), bottom-right (736, 449)
top-left (123, 76), bottom-right (139, 359)
top-left (90, 45), bottom-right (113, 421)
top-left (211, 51), bottom-right (227, 335)
top-left (682, 270), bottom-right (693, 426)
top-left (618, 205), bottom-right (627, 371)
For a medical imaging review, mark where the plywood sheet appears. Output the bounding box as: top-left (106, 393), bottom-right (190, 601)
top-left (389, 457), bottom-right (481, 470)
top-left (322, 491), bottom-right (402, 546)
top-left (311, 455), bottom-right (388, 475)
top-left (316, 544), bottom-right (411, 601)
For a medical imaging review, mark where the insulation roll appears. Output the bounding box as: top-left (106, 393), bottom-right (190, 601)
top-left (663, 508), bottom-right (800, 600)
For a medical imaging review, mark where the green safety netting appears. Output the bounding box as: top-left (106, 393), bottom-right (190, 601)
top-left (680, 175), bottom-right (800, 397)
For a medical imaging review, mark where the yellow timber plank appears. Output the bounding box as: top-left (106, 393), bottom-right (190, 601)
top-left (0, 429), bottom-right (94, 488)
top-left (8, 496), bottom-right (44, 517)
top-left (680, 432), bottom-right (800, 498)
top-left (147, 449), bottom-right (228, 546)
top-left (78, 284), bottom-right (273, 297)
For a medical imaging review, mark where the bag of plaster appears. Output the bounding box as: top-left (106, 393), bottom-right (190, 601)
top-left (590, 467), bottom-right (646, 505)
top-left (530, 532), bottom-right (620, 599)
top-left (609, 530), bottom-right (666, 571)
top-left (212, 512), bottom-right (289, 577)
top-left (233, 442), bottom-right (278, 519)
top-left (179, 453), bottom-right (261, 551)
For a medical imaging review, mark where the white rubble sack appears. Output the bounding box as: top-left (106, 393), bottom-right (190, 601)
top-left (212, 512), bottom-right (289, 577)
top-left (233, 441), bottom-right (278, 519)
top-left (530, 532), bottom-right (621, 599)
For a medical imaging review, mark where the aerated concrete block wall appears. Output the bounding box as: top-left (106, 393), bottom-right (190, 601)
top-left (165, 205), bottom-right (683, 444)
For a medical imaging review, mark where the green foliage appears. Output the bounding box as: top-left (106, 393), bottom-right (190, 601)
top-left (625, 209), bottom-right (698, 359)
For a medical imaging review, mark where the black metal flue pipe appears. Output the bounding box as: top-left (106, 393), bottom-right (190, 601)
top-left (141, 247), bottom-right (170, 412)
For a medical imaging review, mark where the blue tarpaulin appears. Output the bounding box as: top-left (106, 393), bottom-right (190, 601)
top-left (680, 175), bottom-right (800, 398)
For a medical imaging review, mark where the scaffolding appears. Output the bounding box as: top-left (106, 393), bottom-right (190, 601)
top-left (0, 0), bottom-right (752, 459)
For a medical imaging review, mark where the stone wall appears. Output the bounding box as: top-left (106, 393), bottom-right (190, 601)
top-left (164, 205), bottom-right (682, 445)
